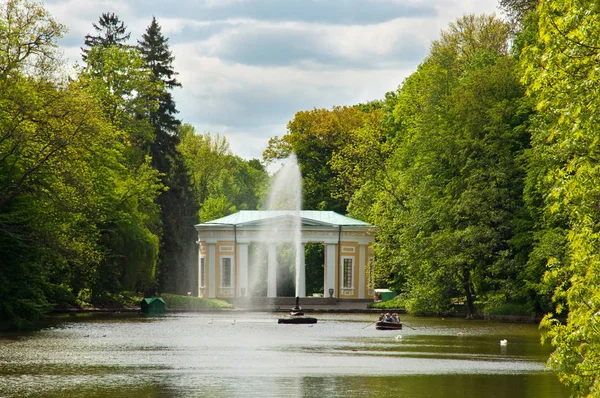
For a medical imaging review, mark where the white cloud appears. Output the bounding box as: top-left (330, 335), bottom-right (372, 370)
top-left (46, 0), bottom-right (502, 164)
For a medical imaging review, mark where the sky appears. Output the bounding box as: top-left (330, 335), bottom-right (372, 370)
top-left (45, 0), bottom-right (502, 166)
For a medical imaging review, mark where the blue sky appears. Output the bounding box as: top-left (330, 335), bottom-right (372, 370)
top-left (46, 0), bottom-right (502, 165)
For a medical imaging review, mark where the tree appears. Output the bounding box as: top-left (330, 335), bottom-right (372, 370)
top-left (177, 124), bottom-right (268, 221)
top-left (138, 17), bottom-right (181, 136)
top-left (366, 15), bottom-right (533, 317)
top-left (78, 42), bottom-right (165, 299)
top-left (137, 17), bottom-right (198, 294)
top-left (499, 0), bottom-right (539, 30)
top-left (522, 0), bottom-right (600, 394)
top-left (264, 106), bottom-right (372, 213)
top-left (0, 0), bottom-right (66, 79)
top-left (81, 45), bottom-right (161, 156)
top-left (0, 0), bottom-right (99, 327)
top-left (81, 12), bottom-right (130, 60)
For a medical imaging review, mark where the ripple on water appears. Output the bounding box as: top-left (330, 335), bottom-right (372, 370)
top-left (0, 313), bottom-right (568, 397)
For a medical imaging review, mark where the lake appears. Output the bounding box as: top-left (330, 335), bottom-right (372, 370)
top-left (0, 312), bottom-right (569, 397)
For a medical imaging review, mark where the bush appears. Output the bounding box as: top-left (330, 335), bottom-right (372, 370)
top-left (89, 290), bottom-right (141, 308)
top-left (369, 296), bottom-right (406, 310)
top-left (482, 301), bottom-right (534, 316)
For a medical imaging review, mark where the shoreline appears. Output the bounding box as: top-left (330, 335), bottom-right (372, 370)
top-left (50, 306), bottom-right (545, 324)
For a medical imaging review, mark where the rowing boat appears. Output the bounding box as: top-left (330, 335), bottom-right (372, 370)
top-left (376, 321), bottom-right (402, 330)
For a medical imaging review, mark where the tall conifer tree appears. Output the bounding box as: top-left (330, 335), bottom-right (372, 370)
top-left (138, 17), bottom-right (199, 294)
top-left (81, 12), bottom-right (130, 60)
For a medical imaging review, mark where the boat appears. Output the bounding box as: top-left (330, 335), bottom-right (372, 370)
top-left (375, 321), bottom-right (402, 330)
top-left (277, 296), bottom-right (317, 324)
top-left (278, 316), bottom-right (317, 324)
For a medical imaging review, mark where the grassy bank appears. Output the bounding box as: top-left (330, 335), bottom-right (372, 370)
top-left (162, 294), bottom-right (233, 310)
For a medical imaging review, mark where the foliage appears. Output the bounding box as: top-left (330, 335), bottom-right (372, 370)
top-left (0, 0), bottom-right (66, 79)
top-left (522, 0), bottom-right (600, 394)
top-left (304, 242), bottom-right (324, 295)
top-left (0, 2), bottom-right (167, 328)
top-left (138, 17), bottom-right (199, 295)
top-left (81, 12), bottom-right (130, 60)
top-left (80, 45), bottom-right (161, 153)
top-left (264, 106), bottom-right (374, 213)
top-left (368, 296), bottom-right (406, 311)
top-left (178, 124), bottom-right (268, 222)
top-left (0, 1), bottom-right (116, 324)
top-left (363, 15), bottom-right (533, 318)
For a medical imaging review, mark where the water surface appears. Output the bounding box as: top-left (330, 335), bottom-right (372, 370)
top-left (0, 312), bottom-right (569, 397)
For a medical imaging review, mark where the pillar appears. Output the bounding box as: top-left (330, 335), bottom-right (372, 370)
top-left (358, 244), bottom-right (366, 299)
top-left (197, 242), bottom-right (203, 297)
top-left (208, 243), bottom-right (216, 298)
top-left (325, 243), bottom-right (336, 298)
top-left (296, 243), bottom-right (306, 297)
top-left (238, 243), bottom-right (249, 297)
top-left (267, 243), bottom-right (277, 297)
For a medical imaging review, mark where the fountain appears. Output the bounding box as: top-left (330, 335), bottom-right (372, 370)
top-left (248, 155), bottom-right (301, 297)
top-left (254, 154), bottom-right (316, 324)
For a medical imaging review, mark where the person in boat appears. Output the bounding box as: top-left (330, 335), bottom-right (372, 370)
top-left (378, 313), bottom-right (386, 321)
top-left (391, 313), bottom-right (400, 324)
top-left (384, 313), bottom-right (393, 322)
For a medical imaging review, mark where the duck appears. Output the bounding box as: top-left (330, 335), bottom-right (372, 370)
top-left (395, 335), bottom-right (403, 340)
top-left (500, 339), bottom-right (508, 346)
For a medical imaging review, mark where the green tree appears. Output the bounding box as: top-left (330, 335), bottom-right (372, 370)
top-left (138, 17), bottom-right (198, 294)
top-left (81, 45), bottom-right (160, 152)
top-left (81, 12), bottom-right (130, 60)
top-left (264, 106), bottom-right (372, 213)
top-left (522, 0), bottom-right (600, 394)
top-left (0, 0), bottom-right (66, 79)
top-left (78, 41), bottom-right (164, 299)
top-left (177, 124), bottom-right (268, 222)
top-left (369, 15), bottom-right (533, 317)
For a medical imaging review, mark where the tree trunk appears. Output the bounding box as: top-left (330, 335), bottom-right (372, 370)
top-left (462, 266), bottom-right (475, 319)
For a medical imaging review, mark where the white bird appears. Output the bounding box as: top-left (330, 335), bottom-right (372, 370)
top-left (395, 335), bottom-right (403, 340)
top-left (208, 319), bottom-right (213, 324)
top-left (231, 319), bottom-right (236, 325)
top-left (500, 339), bottom-right (508, 346)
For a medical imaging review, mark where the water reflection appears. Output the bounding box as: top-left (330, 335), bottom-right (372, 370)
top-left (0, 313), bottom-right (569, 397)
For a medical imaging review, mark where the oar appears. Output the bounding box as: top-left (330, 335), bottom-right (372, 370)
top-left (402, 323), bottom-right (416, 330)
top-left (362, 320), bottom-right (377, 329)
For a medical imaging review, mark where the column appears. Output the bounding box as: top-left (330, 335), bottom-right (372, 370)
top-left (238, 243), bottom-right (249, 297)
top-left (197, 242), bottom-right (203, 297)
top-left (296, 243), bottom-right (306, 297)
top-left (325, 243), bottom-right (336, 298)
top-left (267, 243), bottom-right (277, 297)
top-left (208, 243), bottom-right (216, 298)
top-left (358, 244), bottom-right (366, 299)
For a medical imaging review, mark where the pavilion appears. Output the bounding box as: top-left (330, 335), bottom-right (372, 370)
top-left (195, 210), bottom-right (377, 300)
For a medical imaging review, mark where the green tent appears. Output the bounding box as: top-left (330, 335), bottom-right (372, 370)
top-left (141, 297), bottom-right (166, 316)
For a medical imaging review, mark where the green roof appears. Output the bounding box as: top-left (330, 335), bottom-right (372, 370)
top-left (197, 210), bottom-right (371, 227)
top-left (142, 297), bottom-right (166, 305)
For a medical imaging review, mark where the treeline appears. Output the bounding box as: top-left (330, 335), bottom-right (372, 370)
top-left (264, 1), bottom-right (599, 393)
top-left (0, 0), bottom-right (268, 328)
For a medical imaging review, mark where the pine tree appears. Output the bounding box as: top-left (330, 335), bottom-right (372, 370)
top-left (138, 17), bottom-right (181, 135)
top-left (81, 13), bottom-right (131, 60)
top-left (138, 17), bottom-right (199, 294)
